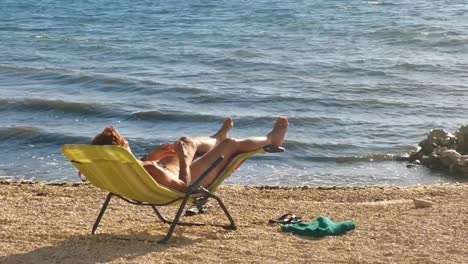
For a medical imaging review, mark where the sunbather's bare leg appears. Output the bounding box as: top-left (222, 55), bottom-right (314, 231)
top-left (151, 117), bottom-right (286, 189)
top-left (142, 117), bottom-right (233, 161)
top-left (188, 117), bottom-right (288, 187)
top-left (189, 117), bottom-right (234, 153)
top-left (173, 117), bottom-right (235, 187)
top-left (174, 138), bottom-right (197, 186)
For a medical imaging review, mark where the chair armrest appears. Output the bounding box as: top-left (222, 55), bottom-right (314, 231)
top-left (188, 156), bottom-right (224, 193)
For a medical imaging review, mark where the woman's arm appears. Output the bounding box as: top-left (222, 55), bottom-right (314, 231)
top-left (142, 161), bottom-right (188, 192)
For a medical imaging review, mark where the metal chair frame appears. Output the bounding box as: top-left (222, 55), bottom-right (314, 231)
top-left (77, 145), bottom-right (284, 244)
top-left (90, 156), bottom-right (236, 244)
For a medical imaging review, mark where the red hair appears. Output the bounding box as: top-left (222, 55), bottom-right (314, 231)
top-left (91, 127), bottom-right (127, 147)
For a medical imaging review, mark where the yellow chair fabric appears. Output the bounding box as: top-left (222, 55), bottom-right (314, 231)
top-left (62, 144), bottom-right (265, 204)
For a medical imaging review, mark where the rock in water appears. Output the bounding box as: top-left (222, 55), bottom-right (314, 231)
top-left (408, 126), bottom-right (468, 178)
top-left (418, 129), bottom-right (457, 154)
top-left (455, 125), bottom-right (468, 154)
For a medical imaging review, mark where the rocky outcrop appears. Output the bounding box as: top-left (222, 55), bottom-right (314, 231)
top-left (408, 126), bottom-right (468, 177)
top-left (455, 125), bottom-right (468, 154)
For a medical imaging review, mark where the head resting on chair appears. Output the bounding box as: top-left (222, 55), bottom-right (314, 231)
top-left (91, 127), bottom-right (131, 152)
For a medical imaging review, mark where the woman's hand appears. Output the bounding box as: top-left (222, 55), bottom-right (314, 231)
top-left (141, 143), bottom-right (176, 161)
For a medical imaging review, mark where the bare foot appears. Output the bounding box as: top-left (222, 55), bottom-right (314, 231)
top-left (211, 117), bottom-right (234, 142)
top-left (267, 117), bottom-right (288, 146)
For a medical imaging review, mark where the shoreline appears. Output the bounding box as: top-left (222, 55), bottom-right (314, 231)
top-left (1, 176), bottom-right (466, 188)
top-left (1, 182), bottom-right (467, 263)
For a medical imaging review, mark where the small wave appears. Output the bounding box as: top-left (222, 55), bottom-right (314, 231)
top-left (393, 62), bottom-right (423, 70)
top-left (287, 116), bottom-right (343, 125)
top-left (335, 66), bottom-right (387, 76)
top-left (389, 62), bottom-right (443, 72)
top-left (430, 37), bottom-right (468, 48)
top-left (336, 154), bottom-right (409, 163)
top-left (130, 111), bottom-right (223, 122)
top-left (232, 49), bottom-right (264, 59)
top-left (0, 64), bottom-right (165, 94)
top-left (192, 93), bottom-right (411, 110)
top-left (294, 155), bottom-right (339, 163)
top-left (0, 126), bottom-right (90, 145)
top-left (0, 126), bottom-right (42, 141)
top-left (0, 126), bottom-right (171, 153)
top-left (204, 57), bottom-right (296, 72)
top-left (366, 1), bottom-right (399, 5)
top-left (158, 87), bottom-right (205, 95)
top-left (0, 98), bottom-right (112, 115)
top-left (363, 28), bottom-right (422, 40)
top-left (128, 112), bottom-right (347, 131)
top-left (0, 25), bottom-right (47, 32)
top-left (190, 93), bottom-right (318, 106)
top-left (366, 27), bottom-right (467, 49)
top-left (282, 140), bottom-right (357, 152)
top-left (318, 97), bottom-right (409, 109)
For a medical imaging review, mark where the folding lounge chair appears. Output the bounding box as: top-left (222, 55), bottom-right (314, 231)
top-left (62, 144), bottom-right (284, 244)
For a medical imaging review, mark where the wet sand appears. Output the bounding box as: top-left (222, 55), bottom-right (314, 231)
top-left (0, 182), bottom-right (467, 263)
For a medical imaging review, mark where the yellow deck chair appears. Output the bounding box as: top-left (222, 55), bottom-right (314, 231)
top-left (62, 144), bottom-right (284, 243)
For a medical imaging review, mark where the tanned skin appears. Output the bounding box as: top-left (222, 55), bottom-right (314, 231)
top-left (91, 117), bottom-right (288, 192)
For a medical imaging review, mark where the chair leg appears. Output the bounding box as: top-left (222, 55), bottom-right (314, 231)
top-left (157, 193), bottom-right (192, 244)
top-left (151, 206), bottom-right (171, 224)
top-left (208, 193), bottom-right (236, 230)
top-left (92, 193), bottom-right (113, 235)
top-left (91, 191), bottom-right (235, 243)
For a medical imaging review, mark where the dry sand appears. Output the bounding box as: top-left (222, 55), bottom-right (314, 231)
top-left (0, 182), bottom-right (467, 263)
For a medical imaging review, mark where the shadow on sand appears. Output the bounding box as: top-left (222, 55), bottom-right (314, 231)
top-left (0, 232), bottom-right (197, 264)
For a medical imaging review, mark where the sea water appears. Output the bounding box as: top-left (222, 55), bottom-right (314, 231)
top-left (1, 0), bottom-right (467, 186)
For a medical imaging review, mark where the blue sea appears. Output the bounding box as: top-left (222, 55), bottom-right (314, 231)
top-left (1, 0), bottom-right (467, 186)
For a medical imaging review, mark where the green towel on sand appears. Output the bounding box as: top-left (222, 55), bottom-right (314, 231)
top-left (281, 216), bottom-right (355, 237)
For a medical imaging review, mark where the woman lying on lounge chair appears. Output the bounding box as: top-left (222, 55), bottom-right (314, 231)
top-left (90, 117), bottom-right (288, 192)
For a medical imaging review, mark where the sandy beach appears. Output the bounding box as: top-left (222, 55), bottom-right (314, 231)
top-left (0, 182), bottom-right (467, 263)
